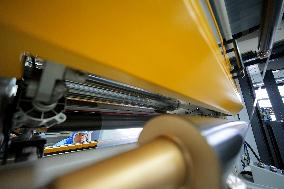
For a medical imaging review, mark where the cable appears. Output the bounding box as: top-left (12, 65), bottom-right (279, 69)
top-left (241, 159), bottom-right (246, 169)
top-left (244, 141), bottom-right (261, 162)
top-left (243, 142), bottom-right (250, 164)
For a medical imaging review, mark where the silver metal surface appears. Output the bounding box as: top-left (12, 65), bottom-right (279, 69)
top-left (35, 61), bottom-right (66, 103)
top-left (48, 114), bottom-right (153, 131)
top-left (225, 0), bottom-right (262, 34)
top-left (258, 0), bottom-right (284, 57)
top-left (198, 119), bottom-right (248, 179)
top-left (138, 116), bottom-right (248, 188)
top-left (66, 103), bottom-right (157, 115)
top-left (13, 111), bottom-right (66, 128)
top-left (66, 80), bottom-right (178, 111)
top-left (211, 0), bottom-right (233, 41)
top-left (242, 179), bottom-right (276, 189)
top-left (12, 97), bottom-right (66, 128)
top-left (250, 162), bottom-right (284, 189)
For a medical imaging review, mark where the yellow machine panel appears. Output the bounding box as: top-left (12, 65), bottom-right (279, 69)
top-left (0, 0), bottom-right (242, 114)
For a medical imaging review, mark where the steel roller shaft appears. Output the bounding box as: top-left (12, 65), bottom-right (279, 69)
top-left (48, 113), bottom-right (154, 131)
top-left (65, 76), bottom-right (179, 112)
top-left (50, 116), bottom-right (248, 189)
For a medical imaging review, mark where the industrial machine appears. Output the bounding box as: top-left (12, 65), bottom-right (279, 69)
top-left (0, 0), bottom-right (283, 189)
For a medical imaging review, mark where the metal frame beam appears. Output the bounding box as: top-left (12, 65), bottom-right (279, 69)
top-left (238, 71), bottom-right (275, 164)
top-left (263, 70), bottom-right (284, 121)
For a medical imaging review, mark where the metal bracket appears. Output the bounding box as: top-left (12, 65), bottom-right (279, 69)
top-left (35, 62), bottom-right (66, 103)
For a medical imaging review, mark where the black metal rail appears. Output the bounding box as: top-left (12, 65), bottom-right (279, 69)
top-left (48, 112), bottom-right (154, 132)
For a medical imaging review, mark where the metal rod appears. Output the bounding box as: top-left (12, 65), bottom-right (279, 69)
top-left (50, 137), bottom-right (187, 189)
top-left (232, 39), bottom-right (245, 70)
top-left (258, 0), bottom-right (284, 58)
top-left (48, 113), bottom-right (154, 131)
top-left (209, 0), bottom-right (233, 41)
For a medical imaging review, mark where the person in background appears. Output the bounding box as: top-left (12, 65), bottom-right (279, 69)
top-left (54, 131), bottom-right (90, 146)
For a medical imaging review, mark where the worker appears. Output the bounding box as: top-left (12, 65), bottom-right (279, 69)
top-left (54, 132), bottom-right (89, 146)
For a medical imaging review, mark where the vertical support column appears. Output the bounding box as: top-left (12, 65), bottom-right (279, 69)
top-left (233, 39), bottom-right (275, 165)
top-left (263, 70), bottom-right (284, 121)
top-left (238, 69), bottom-right (274, 164)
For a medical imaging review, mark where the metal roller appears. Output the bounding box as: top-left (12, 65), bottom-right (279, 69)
top-left (258, 0), bottom-right (284, 58)
top-left (48, 113), bottom-right (154, 131)
top-left (50, 115), bottom-right (248, 189)
top-left (0, 144), bottom-right (137, 189)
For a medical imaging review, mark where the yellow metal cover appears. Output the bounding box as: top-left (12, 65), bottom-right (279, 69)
top-left (0, 0), bottom-right (242, 114)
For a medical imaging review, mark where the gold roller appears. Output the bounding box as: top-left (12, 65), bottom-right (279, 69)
top-left (49, 116), bottom-right (248, 189)
top-left (50, 138), bottom-right (187, 189)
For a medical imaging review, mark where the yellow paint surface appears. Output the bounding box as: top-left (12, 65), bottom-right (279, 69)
top-left (0, 0), bottom-right (243, 114)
